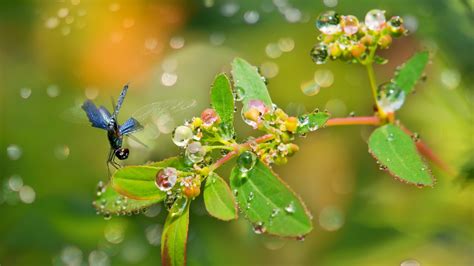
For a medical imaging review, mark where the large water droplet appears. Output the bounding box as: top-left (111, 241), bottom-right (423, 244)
top-left (341, 15), bottom-right (359, 35)
top-left (185, 142), bottom-right (206, 163)
top-left (172, 126), bottom-right (193, 147)
top-left (155, 167), bottom-right (178, 191)
top-left (365, 9), bottom-right (386, 31)
top-left (201, 108), bottom-right (220, 127)
top-left (310, 44), bottom-right (329, 64)
top-left (316, 11), bottom-right (341, 35)
top-left (377, 82), bottom-right (406, 113)
top-left (237, 151), bottom-right (257, 173)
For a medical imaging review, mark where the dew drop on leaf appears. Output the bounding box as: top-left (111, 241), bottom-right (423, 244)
top-left (237, 151), bottom-right (257, 173)
top-left (284, 201), bottom-right (295, 214)
top-left (252, 222), bottom-right (266, 234)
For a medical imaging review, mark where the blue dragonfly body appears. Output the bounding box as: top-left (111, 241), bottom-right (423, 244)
top-left (82, 84), bottom-right (143, 169)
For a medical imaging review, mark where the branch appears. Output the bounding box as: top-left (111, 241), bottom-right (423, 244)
top-left (326, 116), bottom-right (381, 127)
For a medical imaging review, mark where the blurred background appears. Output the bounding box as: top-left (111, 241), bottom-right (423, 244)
top-left (0, 0), bottom-right (473, 265)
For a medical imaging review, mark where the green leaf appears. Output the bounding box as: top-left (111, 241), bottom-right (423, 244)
top-left (393, 51), bottom-right (429, 94)
top-left (296, 112), bottom-right (330, 135)
top-left (94, 184), bottom-right (161, 215)
top-left (161, 202), bottom-right (190, 266)
top-left (230, 160), bottom-right (313, 237)
top-left (231, 58), bottom-right (272, 111)
top-left (203, 173), bottom-right (238, 221)
top-left (210, 73), bottom-right (235, 137)
top-left (112, 157), bottom-right (190, 200)
top-left (368, 124), bottom-right (434, 186)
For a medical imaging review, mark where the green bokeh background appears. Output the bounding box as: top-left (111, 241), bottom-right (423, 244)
top-left (1, 0), bottom-right (473, 265)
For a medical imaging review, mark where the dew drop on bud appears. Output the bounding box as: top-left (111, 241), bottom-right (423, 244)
top-left (155, 167), bottom-right (178, 191)
top-left (315, 11), bottom-right (341, 35)
top-left (365, 9), bottom-right (386, 31)
top-left (252, 222), bottom-right (266, 234)
top-left (201, 108), bottom-right (220, 127)
top-left (341, 15), bottom-right (359, 35)
top-left (185, 142), bottom-right (206, 163)
top-left (376, 82), bottom-right (405, 113)
top-left (172, 126), bottom-right (193, 147)
top-left (237, 151), bottom-right (257, 173)
top-left (310, 44), bottom-right (329, 64)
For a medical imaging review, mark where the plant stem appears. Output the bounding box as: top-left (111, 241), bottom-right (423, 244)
top-left (365, 63), bottom-right (387, 119)
top-left (209, 134), bottom-right (274, 171)
top-left (326, 116), bottom-right (381, 127)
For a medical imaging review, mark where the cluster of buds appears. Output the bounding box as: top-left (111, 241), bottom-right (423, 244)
top-left (242, 100), bottom-right (303, 137)
top-left (310, 9), bottom-right (407, 64)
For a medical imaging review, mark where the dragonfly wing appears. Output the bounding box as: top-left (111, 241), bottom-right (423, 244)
top-left (98, 106), bottom-right (112, 125)
top-left (127, 134), bottom-right (149, 148)
top-left (81, 100), bottom-right (109, 129)
top-left (132, 99), bottom-right (197, 125)
top-left (113, 83), bottom-right (129, 119)
top-left (119, 117), bottom-right (143, 135)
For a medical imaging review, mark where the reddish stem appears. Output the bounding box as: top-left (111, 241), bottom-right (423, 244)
top-left (326, 116), bottom-right (381, 127)
top-left (398, 125), bottom-right (454, 175)
top-left (209, 134), bottom-right (274, 171)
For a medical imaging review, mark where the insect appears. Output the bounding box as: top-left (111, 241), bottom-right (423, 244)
top-left (82, 83), bottom-right (144, 171)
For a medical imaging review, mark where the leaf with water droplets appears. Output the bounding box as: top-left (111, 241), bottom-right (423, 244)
top-left (393, 51), bottom-right (429, 94)
top-left (296, 112), bottom-right (330, 134)
top-left (368, 124), bottom-right (434, 186)
top-left (112, 157), bottom-right (190, 200)
top-left (231, 58), bottom-right (273, 111)
top-left (94, 184), bottom-right (160, 215)
top-left (210, 73), bottom-right (235, 137)
top-left (230, 160), bottom-right (313, 237)
top-left (203, 172), bottom-right (238, 221)
top-left (161, 201), bottom-right (190, 266)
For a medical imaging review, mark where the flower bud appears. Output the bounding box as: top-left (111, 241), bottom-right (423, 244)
top-left (329, 43), bottom-right (342, 58)
top-left (285, 117), bottom-right (298, 133)
top-left (378, 34), bottom-right (392, 49)
top-left (360, 35), bottom-right (374, 46)
top-left (350, 42), bottom-right (366, 58)
top-left (192, 117), bottom-right (202, 128)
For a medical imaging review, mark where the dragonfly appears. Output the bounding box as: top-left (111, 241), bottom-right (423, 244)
top-left (82, 83), bottom-right (145, 171)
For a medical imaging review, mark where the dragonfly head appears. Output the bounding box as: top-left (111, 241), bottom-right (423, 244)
top-left (115, 148), bottom-right (129, 160)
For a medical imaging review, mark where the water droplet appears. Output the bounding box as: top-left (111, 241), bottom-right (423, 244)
top-left (265, 43), bottom-right (282, 59)
top-left (301, 80), bottom-right (320, 96)
top-left (248, 191), bottom-right (255, 202)
top-left (20, 87), bottom-right (31, 99)
top-left (57, 8), bottom-right (69, 18)
top-left (88, 250), bottom-right (110, 266)
top-left (186, 142), bottom-right (206, 163)
top-left (234, 87), bottom-right (245, 101)
top-left (54, 145), bottom-right (70, 160)
top-left (296, 235), bottom-right (305, 241)
top-left (169, 36), bottom-right (185, 49)
top-left (400, 259), bottom-right (420, 266)
top-left (365, 9), bottom-right (386, 31)
top-left (377, 82), bottom-right (406, 113)
top-left (45, 17), bottom-right (60, 29)
top-left (161, 72), bottom-right (178, 87)
top-left (252, 222), bottom-right (266, 234)
top-left (61, 246), bottom-right (83, 266)
top-left (278, 38), bottom-right (295, 52)
top-left (104, 222), bottom-right (125, 244)
top-left (155, 167), bottom-right (178, 191)
top-left (314, 69), bottom-right (334, 87)
top-left (145, 224), bottom-right (162, 246)
top-left (201, 108), bottom-right (220, 127)
top-left (7, 144), bottom-right (22, 160)
top-left (341, 15), bottom-right (359, 35)
top-left (243, 10), bottom-right (260, 24)
top-left (237, 151), bottom-right (257, 173)
top-left (316, 11), bottom-right (341, 35)
top-left (319, 206), bottom-right (344, 231)
top-left (271, 208), bottom-right (280, 218)
top-left (19, 185), bottom-right (35, 204)
top-left (8, 175), bottom-right (23, 192)
top-left (284, 201), bottom-right (296, 214)
top-left (172, 126), bottom-right (193, 147)
top-left (310, 44), bottom-right (329, 64)
top-left (387, 133), bottom-right (395, 142)
top-left (170, 196), bottom-right (188, 217)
